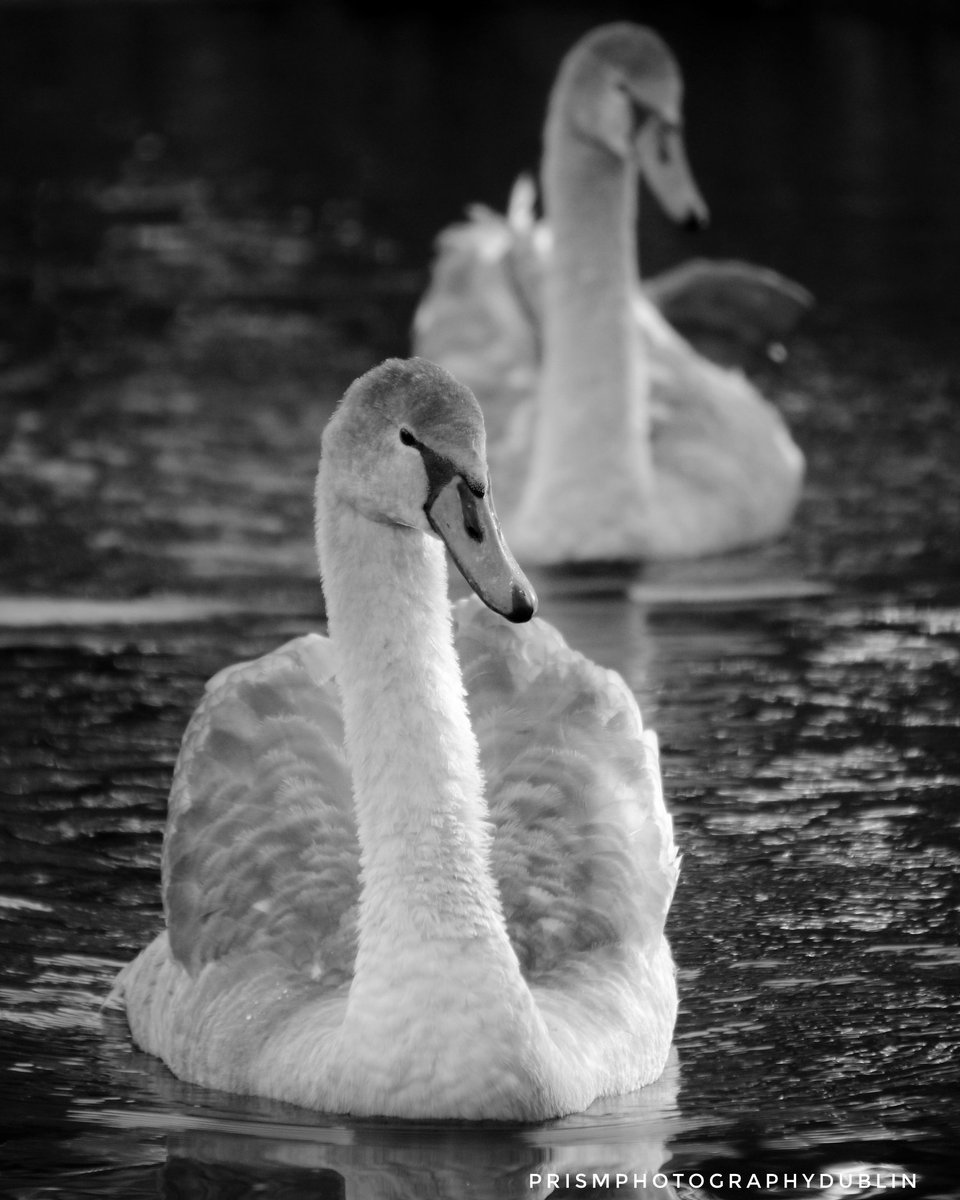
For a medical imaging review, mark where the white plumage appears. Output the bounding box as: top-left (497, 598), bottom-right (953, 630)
top-left (414, 23), bottom-right (808, 565)
top-left (112, 357), bottom-right (679, 1121)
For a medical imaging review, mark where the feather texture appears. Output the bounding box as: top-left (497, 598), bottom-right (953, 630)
top-left (120, 602), bottom-right (676, 997)
top-left (458, 598), bottom-right (677, 974)
top-left (113, 357), bottom-right (679, 1120)
top-left (113, 602), bottom-right (678, 1116)
top-left (162, 636), bottom-right (357, 984)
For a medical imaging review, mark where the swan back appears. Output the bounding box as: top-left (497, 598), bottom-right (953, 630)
top-left (457, 597), bottom-right (678, 967)
top-left (152, 600), bottom-right (678, 991)
top-left (162, 634), bottom-right (357, 984)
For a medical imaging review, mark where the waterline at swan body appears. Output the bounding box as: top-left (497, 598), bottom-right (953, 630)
top-left (111, 358), bottom-right (679, 1120)
top-left (414, 23), bottom-right (806, 565)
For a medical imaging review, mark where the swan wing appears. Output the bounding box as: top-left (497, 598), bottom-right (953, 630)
top-left (455, 598), bottom-right (678, 978)
top-left (644, 257), bottom-right (813, 353)
top-left (160, 634), bottom-right (360, 987)
top-left (415, 182), bottom-right (811, 395)
top-left (633, 293), bottom-right (805, 552)
top-left (412, 181), bottom-right (543, 454)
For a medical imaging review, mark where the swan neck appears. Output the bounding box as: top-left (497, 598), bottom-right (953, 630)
top-left (544, 112), bottom-right (643, 288)
top-left (540, 109), bottom-right (646, 425)
top-left (315, 473), bottom-right (509, 946)
top-left (508, 103), bottom-right (654, 560)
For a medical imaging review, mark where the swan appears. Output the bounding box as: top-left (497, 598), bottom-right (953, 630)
top-left (413, 23), bottom-right (806, 565)
top-left (416, 175), bottom-right (812, 382)
top-left (111, 357), bottom-right (679, 1121)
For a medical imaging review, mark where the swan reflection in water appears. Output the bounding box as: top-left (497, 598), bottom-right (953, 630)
top-left (93, 1009), bottom-right (681, 1200)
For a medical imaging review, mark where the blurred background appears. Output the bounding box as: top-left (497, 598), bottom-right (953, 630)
top-left (2, 0), bottom-right (960, 597)
top-left (2, 0), bottom-right (960, 596)
top-left (1, 3), bottom-right (959, 1198)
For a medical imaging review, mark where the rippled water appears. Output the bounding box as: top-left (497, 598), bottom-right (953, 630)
top-left (2, 2), bottom-right (960, 1198)
top-left (4, 588), bottom-right (957, 1196)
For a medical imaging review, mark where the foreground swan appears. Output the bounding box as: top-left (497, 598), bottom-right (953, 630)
top-left (414, 24), bottom-right (806, 564)
top-left (112, 358), bottom-right (679, 1120)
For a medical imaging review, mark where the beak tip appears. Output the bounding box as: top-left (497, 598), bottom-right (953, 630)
top-left (684, 207), bottom-right (710, 233)
top-left (505, 581), bottom-right (538, 624)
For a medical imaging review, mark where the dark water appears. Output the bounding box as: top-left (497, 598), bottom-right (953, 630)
top-left (2, 2), bottom-right (959, 1198)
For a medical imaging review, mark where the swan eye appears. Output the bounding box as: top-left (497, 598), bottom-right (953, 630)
top-left (399, 427), bottom-right (416, 447)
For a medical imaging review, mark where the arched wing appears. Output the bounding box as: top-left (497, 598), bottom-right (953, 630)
top-left (455, 599), bottom-right (678, 980)
top-left (412, 181), bottom-right (545, 477)
top-left (645, 257), bottom-right (813, 354)
top-left (161, 634), bottom-right (360, 986)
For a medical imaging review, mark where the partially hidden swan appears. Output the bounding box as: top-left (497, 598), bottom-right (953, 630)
top-left (111, 357), bottom-right (679, 1120)
top-left (414, 23), bottom-right (807, 565)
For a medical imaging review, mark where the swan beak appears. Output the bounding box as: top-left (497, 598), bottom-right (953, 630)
top-left (426, 476), bottom-right (538, 623)
top-left (636, 119), bottom-right (709, 230)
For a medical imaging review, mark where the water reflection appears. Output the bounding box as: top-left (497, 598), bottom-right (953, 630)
top-left (80, 1053), bottom-right (678, 1200)
top-left (13, 1002), bottom-right (681, 1199)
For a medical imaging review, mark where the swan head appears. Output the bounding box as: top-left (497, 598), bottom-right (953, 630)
top-left (556, 22), bottom-right (709, 230)
top-left (320, 357), bottom-right (537, 623)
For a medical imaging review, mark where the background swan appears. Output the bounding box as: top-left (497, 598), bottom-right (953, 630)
top-left (414, 24), bottom-right (807, 565)
top-left (111, 357), bottom-right (679, 1121)
top-left (416, 174), bottom-right (812, 390)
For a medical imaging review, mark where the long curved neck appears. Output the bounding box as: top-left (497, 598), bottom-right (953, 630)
top-left (314, 470), bottom-right (539, 1029)
top-left (509, 103), bottom-right (654, 561)
top-left (540, 107), bottom-right (652, 461)
top-left (317, 479), bottom-right (507, 944)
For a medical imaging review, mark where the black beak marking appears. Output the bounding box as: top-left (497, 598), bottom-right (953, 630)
top-left (403, 428), bottom-right (486, 533)
top-left (458, 482), bottom-right (485, 543)
top-left (511, 583), bottom-right (536, 623)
